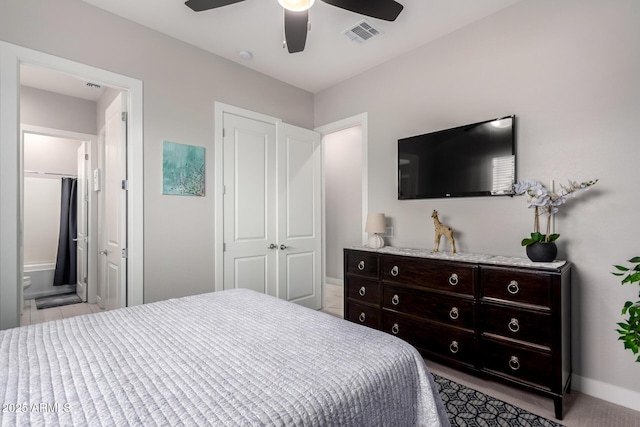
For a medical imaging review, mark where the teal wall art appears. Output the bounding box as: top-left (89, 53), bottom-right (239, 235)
top-left (162, 141), bottom-right (205, 196)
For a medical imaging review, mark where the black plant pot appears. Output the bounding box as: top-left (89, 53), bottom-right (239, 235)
top-left (526, 242), bottom-right (558, 262)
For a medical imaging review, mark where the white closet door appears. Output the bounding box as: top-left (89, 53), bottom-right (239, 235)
top-left (276, 123), bottom-right (322, 309)
top-left (222, 113), bottom-right (277, 296)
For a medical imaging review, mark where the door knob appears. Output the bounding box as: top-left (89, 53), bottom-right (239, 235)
top-left (99, 249), bottom-right (110, 256)
top-left (268, 243), bottom-right (277, 249)
top-left (279, 244), bottom-right (287, 250)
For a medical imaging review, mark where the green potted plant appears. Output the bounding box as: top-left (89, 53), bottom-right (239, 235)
top-left (513, 179), bottom-right (598, 262)
top-left (612, 257), bottom-right (640, 362)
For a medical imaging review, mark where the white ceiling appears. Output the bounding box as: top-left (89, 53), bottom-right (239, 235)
top-left (79, 0), bottom-right (522, 93)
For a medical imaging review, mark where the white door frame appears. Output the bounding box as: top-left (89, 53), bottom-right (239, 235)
top-left (214, 102), bottom-right (281, 292)
top-left (315, 113), bottom-right (369, 288)
top-left (21, 125), bottom-right (98, 304)
top-left (0, 41), bottom-right (144, 330)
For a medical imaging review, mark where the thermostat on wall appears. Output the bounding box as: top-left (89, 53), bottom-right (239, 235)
top-left (93, 168), bottom-right (101, 192)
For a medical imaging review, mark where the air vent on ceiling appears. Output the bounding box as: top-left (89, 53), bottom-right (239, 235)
top-left (343, 20), bottom-right (382, 44)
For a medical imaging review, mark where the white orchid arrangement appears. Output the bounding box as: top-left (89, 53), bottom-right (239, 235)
top-left (513, 178), bottom-right (598, 246)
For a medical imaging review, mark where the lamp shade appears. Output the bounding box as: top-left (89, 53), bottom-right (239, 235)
top-left (278, 0), bottom-right (315, 12)
top-left (365, 213), bottom-right (386, 234)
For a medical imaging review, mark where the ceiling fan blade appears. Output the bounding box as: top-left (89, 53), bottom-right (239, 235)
top-left (185, 0), bottom-right (245, 12)
top-left (284, 9), bottom-right (308, 54)
top-left (320, 0), bottom-right (403, 21)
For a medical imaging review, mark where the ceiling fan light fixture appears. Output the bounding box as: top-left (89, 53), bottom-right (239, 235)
top-left (278, 0), bottom-right (315, 12)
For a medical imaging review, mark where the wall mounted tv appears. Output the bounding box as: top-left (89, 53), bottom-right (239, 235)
top-left (398, 115), bottom-right (516, 199)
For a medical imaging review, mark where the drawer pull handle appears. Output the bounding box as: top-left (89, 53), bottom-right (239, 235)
top-left (359, 286), bottom-right (366, 297)
top-left (391, 294), bottom-right (400, 306)
top-left (358, 312), bottom-right (366, 323)
top-left (449, 273), bottom-right (459, 286)
top-left (509, 356), bottom-right (520, 371)
top-left (508, 318), bottom-right (520, 333)
top-left (507, 280), bottom-right (519, 294)
top-left (357, 260), bottom-right (365, 271)
top-left (391, 266), bottom-right (399, 277)
top-left (449, 307), bottom-right (459, 320)
top-left (449, 340), bottom-right (459, 354)
top-left (391, 323), bottom-right (400, 335)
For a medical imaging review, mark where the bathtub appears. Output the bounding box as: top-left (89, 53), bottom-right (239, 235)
top-left (23, 262), bottom-right (76, 299)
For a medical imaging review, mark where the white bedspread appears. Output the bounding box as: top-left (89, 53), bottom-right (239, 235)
top-left (1, 289), bottom-right (449, 426)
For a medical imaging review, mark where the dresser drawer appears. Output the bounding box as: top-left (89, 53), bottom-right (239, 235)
top-left (481, 304), bottom-right (552, 348)
top-left (481, 267), bottom-right (553, 309)
top-left (381, 256), bottom-right (476, 296)
top-left (346, 277), bottom-right (380, 305)
top-left (345, 251), bottom-right (379, 278)
top-left (381, 311), bottom-right (476, 366)
top-left (383, 286), bottom-right (474, 330)
top-left (481, 338), bottom-right (552, 388)
top-left (346, 302), bottom-right (380, 329)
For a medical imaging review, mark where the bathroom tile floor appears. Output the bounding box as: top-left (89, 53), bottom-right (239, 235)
top-left (20, 298), bottom-right (104, 326)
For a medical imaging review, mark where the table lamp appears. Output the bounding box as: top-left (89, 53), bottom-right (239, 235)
top-left (365, 213), bottom-right (386, 249)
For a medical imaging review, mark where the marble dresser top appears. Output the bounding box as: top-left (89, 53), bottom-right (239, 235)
top-left (350, 246), bottom-right (567, 270)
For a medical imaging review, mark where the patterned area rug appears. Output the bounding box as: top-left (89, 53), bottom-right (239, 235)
top-left (433, 374), bottom-right (564, 427)
top-left (35, 292), bottom-right (82, 310)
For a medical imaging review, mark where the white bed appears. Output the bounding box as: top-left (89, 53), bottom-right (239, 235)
top-left (1, 289), bottom-right (450, 426)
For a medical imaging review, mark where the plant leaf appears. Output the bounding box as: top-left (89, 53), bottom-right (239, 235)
top-left (628, 257), bottom-right (640, 263)
top-left (627, 272), bottom-right (640, 284)
top-left (613, 265), bottom-right (630, 272)
top-left (547, 233), bottom-right (560, 243)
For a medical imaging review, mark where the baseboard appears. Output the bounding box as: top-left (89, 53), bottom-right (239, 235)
top-left (573, 374), bottom-right (640, 412)
top-left (325, 277), bottom-right (343, 286)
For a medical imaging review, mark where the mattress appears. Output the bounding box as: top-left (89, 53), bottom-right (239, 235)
top-left (1, 289), bottom-right (450, 426)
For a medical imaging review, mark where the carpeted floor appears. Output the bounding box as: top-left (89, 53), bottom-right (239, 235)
top-left (35, 292), bottom-right (82, 310)
top-left (434, 374), bottom-right (564, 427)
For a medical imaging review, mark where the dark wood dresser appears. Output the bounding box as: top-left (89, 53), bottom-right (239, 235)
top-left (343, 247), bottom-right (572, 420)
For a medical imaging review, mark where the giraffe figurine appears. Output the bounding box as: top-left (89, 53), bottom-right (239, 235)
top-left (431, 210), bottom-right (457, 254)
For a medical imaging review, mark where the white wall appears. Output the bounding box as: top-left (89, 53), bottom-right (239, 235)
top-left (315, 0), bottom-right (640, 408)
top-left (0, 0), bottom-right (315, 304)
top-left (324, 126), bottom-right (362, 281)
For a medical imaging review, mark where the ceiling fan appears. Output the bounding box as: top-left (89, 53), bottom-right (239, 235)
top-left (184, 0), bottom-right (404, 54)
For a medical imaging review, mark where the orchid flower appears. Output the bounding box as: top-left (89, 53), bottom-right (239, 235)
top-left (513, 178), bottom-right (598, 245)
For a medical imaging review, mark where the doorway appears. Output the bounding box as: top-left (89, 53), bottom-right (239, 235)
top-left (21, 127), bottom-right (97, 307)
top-left (316, 113), bottom-right (368, 288)
top-left (0, 41), bottom-right (144, 330)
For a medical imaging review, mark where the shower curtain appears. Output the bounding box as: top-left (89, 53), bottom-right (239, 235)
top-left (53, 177), bottom-right (77, 286)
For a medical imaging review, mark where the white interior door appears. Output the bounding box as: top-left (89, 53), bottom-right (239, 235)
top-left (277, 123), bottom-right (322, 309)
top-left (223, 113), bottom-right (277, 295)
top-left (103, 93), bottom-right (127, 310)
top-left (96, 132), bottom-right (106, 309)
top-left (75, 143), bottom-right (88, 302)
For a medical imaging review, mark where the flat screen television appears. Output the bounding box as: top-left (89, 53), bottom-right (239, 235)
top-left (398, 115), bottom-right (516, 199)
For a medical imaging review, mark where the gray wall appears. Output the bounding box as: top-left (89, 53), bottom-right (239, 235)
top-left (315, 0), bottom-right (640, 403)
top-left (324, 125), bottom-right (362, 281)
top-left (21, 86), bottom-right (97, 135)
top-left (0, 0), bottom-right (314, 304)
